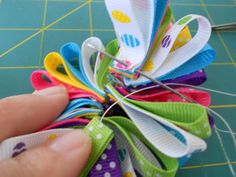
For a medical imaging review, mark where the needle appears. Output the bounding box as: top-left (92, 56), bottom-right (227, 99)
top-left (212, 22), bottom-right (236, 31)
top-left (87, 43), bottom-right (198, 103)
top-left (87, 43), bottom-right (128, 67)
top-left (136, 70), bottom-right (197, 103)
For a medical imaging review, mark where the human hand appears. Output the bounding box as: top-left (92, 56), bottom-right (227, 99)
top-left (0, 86), bottom-right (91, 177)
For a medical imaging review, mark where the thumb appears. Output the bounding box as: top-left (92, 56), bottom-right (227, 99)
top-left (0, 130), bottom-right (92, 177)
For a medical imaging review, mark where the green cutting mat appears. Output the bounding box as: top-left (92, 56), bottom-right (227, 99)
top-left (0, 0), bottom-right (235, 176)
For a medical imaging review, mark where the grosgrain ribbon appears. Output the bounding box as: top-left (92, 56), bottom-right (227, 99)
top-left (0, 129), bottom-right (72, 160)
top-left (106, 83), bottom-right (210, 158)
top-left (125, 14), bottom-right (215, 86)
top-left (42, 118), bottom-right (125, 177)
top-left (159, 44), bottom-right (215, 81)
top-left (116, 86), bottom-right (211, 106)
top-left (0, 1), bottom-right (217, 177)
top-left (92, 39), bottom-right (119, 91)
top-left (116, 86), bottom-right (214, 128)
top-left (149, 14), bottom-right (211, 76)
top-left (105, 0), bottom-right (155, 70)
top-left (81, 37), bottom-right (105, 94)
top-left (61, 41), bottom-right (106, 96)
top-left (31, 70), bottom-right (104, 102)
top-left (31, 34), bottom-right (214, 159)
top-left (33, 35), bottom-right (212, 158)
top-left (63, 99), bottom-right (103, 113)
top-left (81, 118), bottom-right (114, 177)
top-left (124, 69), bottom-right (207, 91)
top-left (105, 117), bottom-right (178, 177)
top-left (56, 98), bottom-right (103, 122)
top-left (44, 51), bottom-right (105, 102)
top-left (41, 118), bottom-right (90, 130)
top-left (108, 5), bottom-right (172, 78)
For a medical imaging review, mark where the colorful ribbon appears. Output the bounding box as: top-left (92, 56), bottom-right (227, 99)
top-left (0, 2), bottom-right (217, 177)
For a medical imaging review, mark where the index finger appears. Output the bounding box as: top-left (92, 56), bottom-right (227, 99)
top-left (0, 86), bottom-right (69, 142)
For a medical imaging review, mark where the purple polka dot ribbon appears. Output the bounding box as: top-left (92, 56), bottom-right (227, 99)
top-left (89, 140), bottom-right (122, 177)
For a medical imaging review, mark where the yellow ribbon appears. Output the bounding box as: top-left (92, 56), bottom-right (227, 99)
top-left (44, 52), bottom-right (105, 102)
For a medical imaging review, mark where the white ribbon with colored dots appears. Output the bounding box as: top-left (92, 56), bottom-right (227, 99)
top-left (126, 14), bottom-right (211, 85)
top-left (105, 0), bottom-right (155, 71)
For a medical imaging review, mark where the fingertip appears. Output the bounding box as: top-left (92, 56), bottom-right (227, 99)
top-left (33, 86), bottom-right (69, 105)
top-left (47, 130), bottom-right (92, 176)
top-left (33, 86), bottom-right (68, 97)
top-left (33, 86), bottom-right (69, 119)
top-left (48, 130), bottom-right (92, 154)
top-left (0, 87), bottom-right (69, 141)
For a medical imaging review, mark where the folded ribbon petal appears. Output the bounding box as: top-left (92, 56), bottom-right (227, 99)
top-left (105, 117), bottom-right (178, 177)
top-left (116, 86), bottom-right (211, 107)
top-left (31, 70), bottom-right (104, 102)
top-left (44, 52), bottom-right (105, 102)
top-left (107, 83), bottom-right (209, 158)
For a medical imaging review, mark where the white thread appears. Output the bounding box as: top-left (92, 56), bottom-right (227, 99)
top-left (98, 123), bottom-right (104, 128)
top-left (215, 127), bottom-right (236, 135)
top-left (166, 83), bottom-right (236, 97)
top-left (165, 83), bottom-right (236, 137)
top-left (206, 108), bottom-right (236, 148)
top-left (100, 84), bottom-right (163, 121)
top-left (166, 82), bottom-right (236, 148)
top-left (214, 128), bottom-right (236, 176)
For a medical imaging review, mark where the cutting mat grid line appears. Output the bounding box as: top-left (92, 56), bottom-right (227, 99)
top-left (200, 0), bottom-right (235, 67)
top-left (233, 0), bottom-right (236, 5)
top-left (88, 0), bottom-right (93, 36)
top-left (0, 1), bottom-right (235, 177)
top-left (0, 0), bottom-right (90, 59)
top-left (38, 0), bottom-right (48, 69)
top-left (199, 2), bottom-right (236, 176)
top-left (1, 27), bottom-right (236, 32)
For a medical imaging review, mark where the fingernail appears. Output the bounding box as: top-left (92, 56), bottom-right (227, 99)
top-left (48, 130), bottom-right (91, 153)
top-left (34, 86), bottom-right (66, 96)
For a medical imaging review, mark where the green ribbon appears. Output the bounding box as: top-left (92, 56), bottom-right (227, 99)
top-left (106, 83), bottom-right (211, 139)
top-left (77, 116), bottom-right (179, 177)
top-left (80, 118), bottom-right (114, 177)
top-left (105, 116), bottom-right (178, 177)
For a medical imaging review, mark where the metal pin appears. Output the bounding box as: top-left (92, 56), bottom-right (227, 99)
top-left (212, 22), bottom-right (236, 31)
top-left (87, 43), bottom-right (197, 103)
top-left (87, 43), bottom-right (128, 67)
top-left (136, 70), bottom-right (197, 103)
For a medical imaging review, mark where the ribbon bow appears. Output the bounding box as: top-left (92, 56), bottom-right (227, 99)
top-left (0, 1), bottom-right (217, 177)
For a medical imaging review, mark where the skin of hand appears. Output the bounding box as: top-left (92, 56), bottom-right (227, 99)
top-left (0, 86), bottom-right (92, 177)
